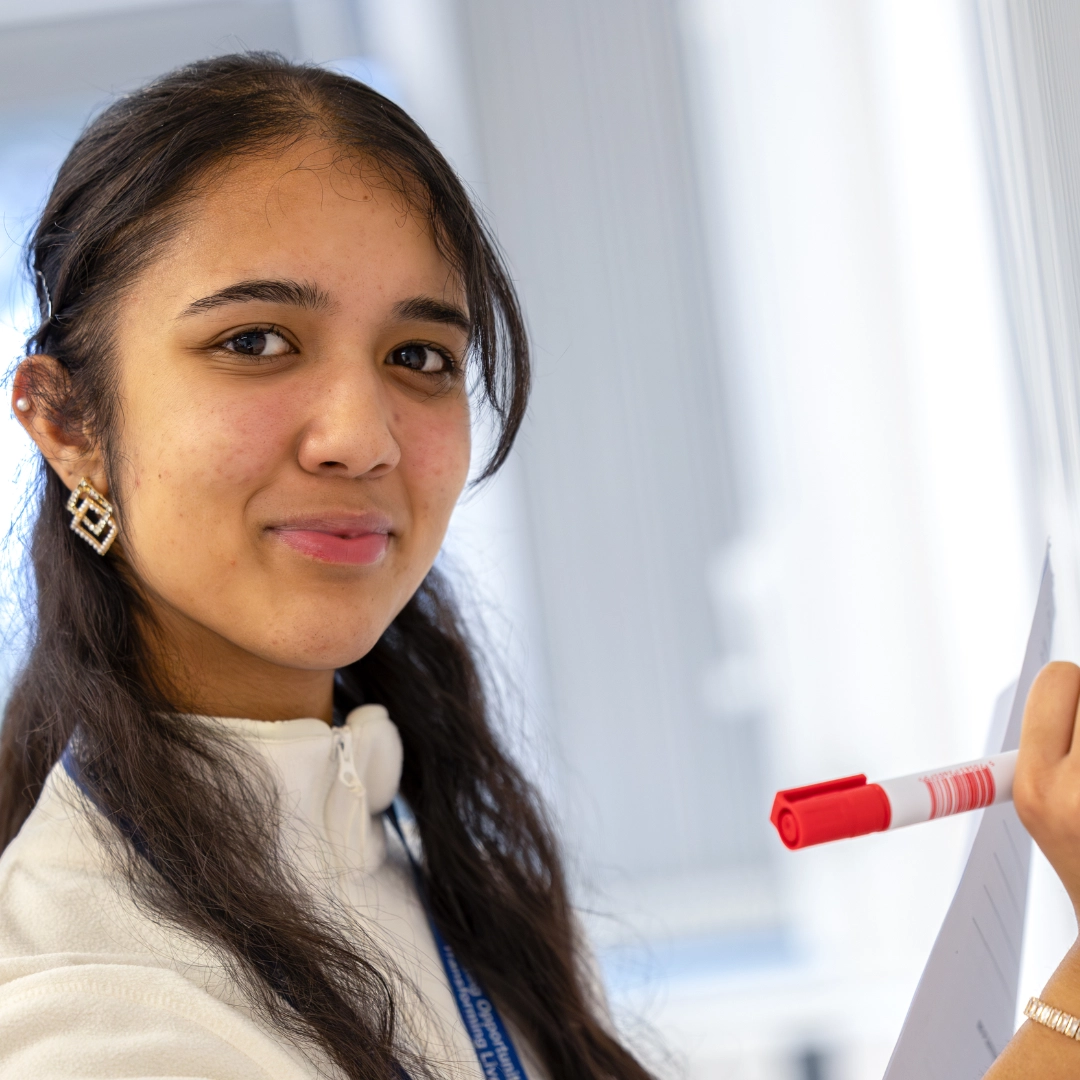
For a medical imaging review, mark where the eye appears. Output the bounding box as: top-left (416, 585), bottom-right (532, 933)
top-left (388, 343), bottom-right (453, 374)
top-left (221, 328), bottom-right (293, 358)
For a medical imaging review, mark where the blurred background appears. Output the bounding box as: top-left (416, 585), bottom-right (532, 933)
top-left (2, 0), bottom-right (1080, 1076)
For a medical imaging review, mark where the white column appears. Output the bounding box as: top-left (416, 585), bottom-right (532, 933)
top-left (442, 0), bottom-right (775, 936)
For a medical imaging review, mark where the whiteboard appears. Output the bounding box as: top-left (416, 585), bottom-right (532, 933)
top-left (882, 552), bottom-right (1053, 1079)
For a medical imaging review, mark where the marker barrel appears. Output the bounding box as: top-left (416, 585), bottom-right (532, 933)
top-left (770, 750), bottom-right (1018, 850)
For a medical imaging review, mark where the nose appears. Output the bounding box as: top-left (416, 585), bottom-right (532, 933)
top-left (296, 365), bottom-right (401, 480)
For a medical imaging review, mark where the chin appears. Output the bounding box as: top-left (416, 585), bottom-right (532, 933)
top-left (253, 628), bottom-right (386, 672)
top-left (233, 585), bottom-right (417, 670)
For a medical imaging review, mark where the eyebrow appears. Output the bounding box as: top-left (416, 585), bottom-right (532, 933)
top-left (392, 296), bottom-right (471, 333)
top-left (178, 279), bottom-right (470, 333)
top-left (178, 279), bottom-right (331, 317)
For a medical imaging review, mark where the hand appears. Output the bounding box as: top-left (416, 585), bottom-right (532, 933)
top-left (1014, 661), bottom-right (1080, 924)
top-left (982, 662), bottom-right (1080, 1077)
top-left (984, 660), bottom-right (1080, 1075)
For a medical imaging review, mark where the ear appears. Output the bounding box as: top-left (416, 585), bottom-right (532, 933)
top-left (12, 357), bottom-right (109, 497)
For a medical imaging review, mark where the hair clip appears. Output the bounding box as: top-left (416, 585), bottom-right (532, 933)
top-left (36, 269), bottom-right (53, 321)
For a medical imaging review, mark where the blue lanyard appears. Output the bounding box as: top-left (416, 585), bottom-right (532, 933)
top-left (385, 805), bottom-right (529, 1080)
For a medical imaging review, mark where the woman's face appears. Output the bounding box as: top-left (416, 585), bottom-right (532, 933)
top-left (34, 144), bottom-right (473, 708)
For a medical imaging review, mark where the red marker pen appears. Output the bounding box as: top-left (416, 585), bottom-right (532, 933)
top-left (769, 750), bottom-right (1019, 849)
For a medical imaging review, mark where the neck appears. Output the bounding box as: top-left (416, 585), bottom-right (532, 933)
top-left (140, 594), bottom-right (336, 724)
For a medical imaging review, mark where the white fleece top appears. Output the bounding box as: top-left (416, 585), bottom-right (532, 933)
top-left (0, 706), bottom-right (547, 1079)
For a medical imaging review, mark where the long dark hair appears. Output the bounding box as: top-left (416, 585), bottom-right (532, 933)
top-left (0, 55), bottom-right (651, 1080)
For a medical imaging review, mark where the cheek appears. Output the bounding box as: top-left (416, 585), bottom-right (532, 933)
top-left (397, 402), bottom-right (471, 527)
top-left (130, 386), bottom-right (297, 493)
top-left (118, 385), bottom-right (300, 567)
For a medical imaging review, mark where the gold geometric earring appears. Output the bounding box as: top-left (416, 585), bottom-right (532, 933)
top-left (66, 478), bottom-right (119, 555)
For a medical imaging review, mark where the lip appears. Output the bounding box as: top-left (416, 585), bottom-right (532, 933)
top-left (267, 513), bottom-right (393, 566)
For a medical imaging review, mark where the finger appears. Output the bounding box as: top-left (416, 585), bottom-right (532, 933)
top-left (1019, 662), bottom-right (1080, 772)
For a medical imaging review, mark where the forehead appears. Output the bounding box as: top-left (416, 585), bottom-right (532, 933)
top-left (142, 142), bottom-right (462, 307)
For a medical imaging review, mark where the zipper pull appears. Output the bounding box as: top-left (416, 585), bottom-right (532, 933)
top-left (333, 726), bottom-right (364, 794)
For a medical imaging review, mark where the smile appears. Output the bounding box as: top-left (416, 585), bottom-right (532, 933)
top-left (268, 515), bottom-right (392, 566)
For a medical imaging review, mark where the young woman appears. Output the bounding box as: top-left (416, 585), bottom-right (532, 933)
top-left (0, 54), bottom-right (652, 1080)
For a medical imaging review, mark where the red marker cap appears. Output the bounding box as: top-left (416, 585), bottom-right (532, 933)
top-left (770, 774), bottom-right (892, 849)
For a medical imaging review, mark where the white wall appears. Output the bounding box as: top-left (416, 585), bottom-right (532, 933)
top-left (668, 0), bottom-right (1040, 1074)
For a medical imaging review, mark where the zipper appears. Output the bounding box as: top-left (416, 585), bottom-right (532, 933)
top-left (333, 726), bottom-right (364, 795)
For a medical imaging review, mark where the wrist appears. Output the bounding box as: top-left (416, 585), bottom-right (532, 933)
top-left (1041, 939), bottom-right (1080, 1012)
